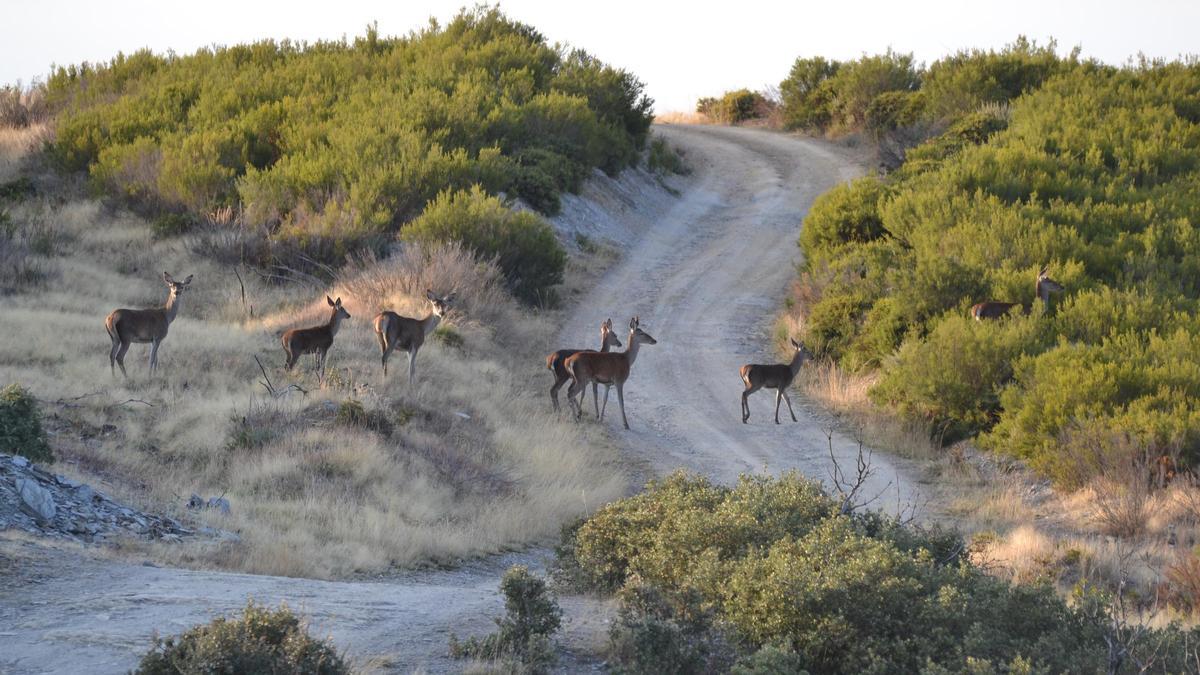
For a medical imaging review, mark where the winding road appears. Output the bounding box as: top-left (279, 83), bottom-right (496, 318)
top-left (0, 126), bottom-right (921, 674)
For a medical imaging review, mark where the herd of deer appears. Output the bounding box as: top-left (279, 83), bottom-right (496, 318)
top-left (103, 266), bottom-right (1064, 428)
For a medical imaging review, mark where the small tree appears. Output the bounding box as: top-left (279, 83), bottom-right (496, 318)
top-left (450, 565), bottom-right (562, 673)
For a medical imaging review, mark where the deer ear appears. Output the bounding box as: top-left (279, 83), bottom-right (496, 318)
top-left (183, 274), bottom-right (193, 285)
top-left (791, 338), bottom-right (800, 348)
top-left (629, 317), bottom-right (637, 329)
top-left (335, 297), bottom-right (342, 306)
top-left (327, 295), bottom-right (335, 307)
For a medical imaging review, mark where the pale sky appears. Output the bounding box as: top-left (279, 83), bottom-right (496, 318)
top-left (3, 1), bottom-right (1197, 113)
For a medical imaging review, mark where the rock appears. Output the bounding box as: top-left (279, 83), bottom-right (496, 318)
top-left (12, 456), bottom-right (29, 468)
top-left (206, 497), bottom-right (231, 515)
top-left (55, 475), bottom-right (83, 489)
top-left (187, 494), bottom-right (204, 510)
top-left (74, 485), bottom-right (96, 503)
top-left (16, 478), bottom-right (56, 525)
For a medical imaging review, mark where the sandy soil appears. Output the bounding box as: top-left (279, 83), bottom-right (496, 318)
top-left (0, 126), bottom-right (920, 674)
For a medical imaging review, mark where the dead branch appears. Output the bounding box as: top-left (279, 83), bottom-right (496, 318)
top-left (106, 398), bottom-right (154, 409)
top-left (254, 354), bottom-right (306, 399)
top-left (825, 429), bottom-right (892, 515)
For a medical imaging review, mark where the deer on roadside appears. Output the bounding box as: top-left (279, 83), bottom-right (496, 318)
top-left (105, 272), bottom-right (194, 377)
top-left (546, 318), bottom-right (623, 415)
top-left (565, 317), bottom-right (657, 430)
top-left (740, 338), bottom-right (813, 424)
top-left (281, 295), bottom-right (351, 383)
top-left (971, 266), bottom-right (1065, 320)
top-left (373, 290), bottom-right (456, 384)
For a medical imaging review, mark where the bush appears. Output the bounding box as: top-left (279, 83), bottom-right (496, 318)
top-left (0, 384), bottom-right (52, 464)
top-left (134, 601), bottom-right (346, 675)
top-left (401, 186), bottom-right (565, 304)
top-left (798, 176), bottom-right (887, 267)
top-left (646, 137), bottom-right (688, 176)
top-left (151, 212), bottom-right (197, 238)
top-left (555, 473), bottom-right (1196, 673)
top-left (450, 566), bottom-right (561, 674)
top-left (780, 57), bottom-right (840, 131)
top-left (699, 89), bottom-right (769, 124)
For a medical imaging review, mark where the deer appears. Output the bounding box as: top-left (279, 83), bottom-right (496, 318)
top-left (372, 290), bottom-right (456, 384)
top-left (105, 272), bottom-right (194, 377)
top-left (546, 319), bottom-right (623, 415)
top-left (971, 266), bottom-right (1065, 320)
top-left (281, 295), bottom-right (351, 383)
top-left (740, 338), bottom-right (813, 424)
top-left (565, 317), bottom-right (657, 430)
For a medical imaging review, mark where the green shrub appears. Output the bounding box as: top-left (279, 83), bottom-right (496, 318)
top-left (556, 473), bottom-right (1182, 673)
top-left (401, 186), bottom-right (565, 304)
top-left (0, 384), bottom-right (53, 464)
top-left (780, 57), bottom-right (840, 131)
top-left (0, 177), bottom-right (35, 203)
top-left (334, 398), bottom-right (393, 435)
top-left (134, 601), bottom-right (347, 675)
top-left (864, 90), bottom-right (926, 137)
top-left (450, 566), bottom-right (561, 674)
top-left (798, 176), bottom-right (887, 266)
top-left (151, 212), bottom-right (196, 238)
top-left (432, 325), bottom-right (464, 349)
top-left (699, 89), bottom-right (768, 124)
top-left (647, 137), bottom-right (688, 176)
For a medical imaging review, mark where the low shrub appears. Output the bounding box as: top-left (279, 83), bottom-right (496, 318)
top-left (401, 186), bottom-right (565, 304)
top-left (698, 89), bottom-right (769, 124)
top-left (134, 601), bottom-right (346, 675)
top-left (334, 398), bottom-right (393, 435)
top-left (647, 137), bottom-right (689, 176)
top-left (450, 566), bottom-right (561, 674)
top-left (798, 177), bottom-right (887, 267)
top-left (0, 383), bottom-right (52, 464)
top-left (151, 212), bottom-right (197, 238)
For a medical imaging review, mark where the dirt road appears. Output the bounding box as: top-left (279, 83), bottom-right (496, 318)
top-left (561, 125), bottom-right (919, 504)
top-left (0, 126), bottom-right (920, 674)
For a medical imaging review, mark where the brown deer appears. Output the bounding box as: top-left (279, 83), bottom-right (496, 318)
top-left (971, 266), bottom-right (1065, 320)
top-left (372, 290), bottom-right (456, 384)
top-left (740, 338), bottom-right (813, 424)
top-left (105, 272), bottom-right (193, 377)
top-left (546, 318), bottom-right (623, 415)
top-left (281, 295), bottom-right (351, 383)
top-left (564, 317), bottom-right (657, 430)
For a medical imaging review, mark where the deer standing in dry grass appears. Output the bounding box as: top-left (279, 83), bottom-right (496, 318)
top-left (105, 272), bottom-right (193, 377)
top-left (740, 338), bottom-right (812, 424)
top-left (373, 290), bottom-right (456, 384)
top-left (281, 295), bottom-right (351, 383)
top-left (565, 317), bottom-right (657, 430)
top-left (971, 266), bottom-right (1065, 320)
top-left (546, 318), bottom-right (623, 415)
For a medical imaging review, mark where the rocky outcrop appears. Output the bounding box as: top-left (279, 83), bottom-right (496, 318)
top-left (1, 452), bottom-right (192, 543)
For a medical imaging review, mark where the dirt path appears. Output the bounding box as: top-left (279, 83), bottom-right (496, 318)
top-left (0, 126), bottom-right (921, 674)
top-left (561, 125), bottom-right (920, 505)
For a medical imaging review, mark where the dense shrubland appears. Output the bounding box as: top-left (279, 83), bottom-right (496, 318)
top-left (557, 472), bottom-right (1200, 673)
top-left (42, 7), bottom-right (652, 298)
top-left (791, 59), bottom-right (1200, 483)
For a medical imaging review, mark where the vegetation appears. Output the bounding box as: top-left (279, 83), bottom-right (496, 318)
top-left (134, 601), bottom-right (347, 674)
top-left (697, 89), bottom-right (771, 124)
top-left (450, 565), bottom-right (562, 674)
top-left (43, 7), bottom-right (652, 290)
top-left (0, 383), bottom-right (53, 463)
top-left (789, 57), bottom-right (1200, 484)
top-left (558, 472), bottom-right (1200, 673)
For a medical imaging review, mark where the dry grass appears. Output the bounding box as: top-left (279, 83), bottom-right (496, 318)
top-left (0, 123), bottom-right (50, 183)
top-left (653, 110), bottom-right (714, 125)
top-left (0, 193), bottom-right (626, 579)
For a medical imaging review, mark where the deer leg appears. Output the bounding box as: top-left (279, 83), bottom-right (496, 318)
top-left (115, 341), bottom-right (130, 378)
top-left (592, 382), bottom-right (600, 419)
top-left (742, 390), bottom-right (751, 423)
top-left (774, 389), bottom-right (783, 424)
top-left (407, 350), bottom-right (417, 386)
top-left (109, 336), bottom-right (120, 377)
top-left (566, 378), bottom-right (584, 421)
top-left (318, 350), bottom-right (327, 385)
top-left (782, 389), bottom-right (797, 422)
top-left (616, 382), bottom-right (629, 430)
top-left (550, 375), bottom-right (565, 413)
top-left (377, 332), bottom-right (390, 377)
top-left (149, 339), bottom-right (160, 374)
top-left (601, 385), bottom-right (610, 421)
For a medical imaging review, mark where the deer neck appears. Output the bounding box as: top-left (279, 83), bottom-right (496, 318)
top-left (328, 308), bottom-right (345, 336)
top-left (624, 335), bottom-right (642, 366)
top-left (421, 312), bottom-right (442, 336)
top-left (163, 291), bottom-right (182, 323)
top-left (788, 350), bottom-right (807, 376)
top-left (599, 334), bottom-right (613, 353)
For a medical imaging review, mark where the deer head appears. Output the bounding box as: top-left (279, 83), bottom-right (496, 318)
top-left (629, 316), bottom-right (658, 345)
top-left (327, 295), bottom-right (351, 321)
top-left (163, 272), bottom-right (193, 298)
top-left (426, 289), bottom-right (456, 318)
top-left (601, 318), bottom-right (623, 349)
top-left (1036, 266), bottom-right (1065, 307)
top-left (789, 338), bottom-right (814, 371)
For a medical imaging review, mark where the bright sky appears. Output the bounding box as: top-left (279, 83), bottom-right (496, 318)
top-left (3, 1), bottom-right (1197, 113)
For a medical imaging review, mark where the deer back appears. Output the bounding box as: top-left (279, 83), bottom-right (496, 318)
top-left (971, 301), bottom-right (1018, 320)
top-left (375, 311), bottom-right (429, 352)
top-left (566, 350), bottom-right (631, 385)
top-left (107, 308), bottom-right (171, 342)
top-left (282, 323), bottom-right (334, 355)
top-left (741, 363), bottom-right (796, 390)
